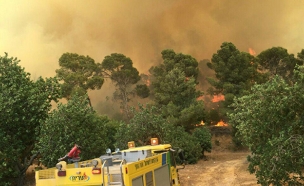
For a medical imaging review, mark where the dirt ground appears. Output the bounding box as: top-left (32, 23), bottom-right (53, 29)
top-left (178, 134), bottom-right (259, 186)
top-left (178, 151), bottom-right (259, 186)
top-left (25, 133), bottom-right (260, 186)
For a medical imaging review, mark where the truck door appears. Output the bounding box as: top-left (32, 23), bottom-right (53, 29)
top-left (132, 175), bottom-right (144, 186)
top-left (154, 164), bottom-right (170, 186)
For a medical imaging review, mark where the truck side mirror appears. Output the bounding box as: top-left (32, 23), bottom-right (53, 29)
top-left (178, 149), bottom-right (185, 162)
top-left (177, 149), bottom-right (186, 169)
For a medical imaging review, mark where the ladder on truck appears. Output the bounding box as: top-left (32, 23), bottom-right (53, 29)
top-left (102, 159), bottom-right (126, 186)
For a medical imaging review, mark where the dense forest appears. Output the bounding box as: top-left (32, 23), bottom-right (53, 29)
top-left (2, 42), bottom-right (304, 185)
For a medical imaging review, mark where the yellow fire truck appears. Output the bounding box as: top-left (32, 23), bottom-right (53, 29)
top-left (35, 138), bottom-right (185, 186)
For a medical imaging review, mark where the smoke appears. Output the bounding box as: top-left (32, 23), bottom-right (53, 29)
top-left (1, 0), bottom-right (304, 109)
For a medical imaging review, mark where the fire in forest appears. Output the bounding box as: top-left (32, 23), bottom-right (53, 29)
top-left (248, 48), bottom-right (256, 56)
top-left (215, 120), bottom-right (228, 127)
top-left (212, 94), bottom-right (225, 102)
top-left (146, 79), bottom-right (150, 86)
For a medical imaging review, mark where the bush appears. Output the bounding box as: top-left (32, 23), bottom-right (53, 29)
top-left (36, 94), bottom-right (110, 167)
top-left (192, 127), bottom-right (212, 158)
top-left (115, 104), bottom-right (202, 164)
top-left (162, 125), bottom-right (202, 164)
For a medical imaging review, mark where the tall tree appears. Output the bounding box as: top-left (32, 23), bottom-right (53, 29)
top-left (36, 94), bottom-right (109, 168)
top-left (0, 53), bottom-right (60, 186)
top-left (150, 49), bottom-right (205, 131)
top-left (207, 42), bottom-right (266, 117)
top-left (151, 49), bottom-right (199, 87)
top-left (207, 42), bottom-right (266, 147)
top-left (101, 53), bottom-right (140, 120)
top-left (257, 47), bottom-right (302, 82)
top-left (56, 52), bottom-right (104, 107)
top-left (229, 66), bottom-right (304, 185)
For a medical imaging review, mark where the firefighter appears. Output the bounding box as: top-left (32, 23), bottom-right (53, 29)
top-left (58, 144), bottom-right (82, 163)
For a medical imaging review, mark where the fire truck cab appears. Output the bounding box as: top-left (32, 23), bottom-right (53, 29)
top-left (35, 138), bottom-right (184, 186)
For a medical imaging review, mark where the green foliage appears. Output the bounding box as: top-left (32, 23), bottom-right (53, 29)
top-left (101, 53), bottom-right (141, 120)
top-left (153, 68), bottom-right (198, 106)
top-left (297, 49), bottom-right (304, 65)
top-left (0, 53), bottom-right (60, 185)
top-left (207, 42), bottom-right (266, 147)
top-left (36, 94), bottom-right (109, 168)
top-left (257, 47), bottom-right (300, 82)
top-left (104, 120), bottom-right (122, 151)
top-left (151, 49), bottom-right (200, 105)
top-left (207, 109), bottom-right (221, 125)
top-left (161, 49), bottom-right (199, 80)
top-left (162, 124), bottom-right (201, 164)
top-left (115, 104), bottom-right (167, 148)
top-left (115, 104), bottom-right (202, 164)
top-left (229, 67), bottom-right (304, 185)
top-left (207, 42), bottom-right (264, 105)
top-left (150, 50), bottom-right (205, 131)
top-left (135, 84), bottom-right (150, 98)
top-left (102, 53), bottom-right (140, 85)
top-left (56, 52), bottom-right (104, 99)
top-left (192, 127), bottom-right (212, 158)
top-left (178, 101), bottom-right (206, 131)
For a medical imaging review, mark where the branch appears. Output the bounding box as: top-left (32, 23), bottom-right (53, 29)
top-left (21, 152), bottom-right (40, 174)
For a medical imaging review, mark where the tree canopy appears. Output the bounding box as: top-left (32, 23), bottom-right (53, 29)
top-left (0, 53), bottom-right (60, 186)
top-left (229, 66), bottom-right (304, 185)
top-left (101, 53), bottom-right (141, 120)
top-left (36, 94), bottom-right (110, 168)
top-left (150, 49), bottom-right (205, 131)
top-left (56, 53), bottom-right (104, 106)
top-left (257, 47), bottom-right (302, 82)
top-left (207, 42), bottom-right (265, 107)
top-left (161, 49), bottom-right (199, 80)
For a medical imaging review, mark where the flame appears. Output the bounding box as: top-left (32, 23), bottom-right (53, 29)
top-left (248, 48), bottom-right (256, 56)
top-left (215, 120), bottom-right (228, 126)
top-left (196, 120), bottom-right (205, 126)
top-left (212, 94), bottom-right (225, 102)
top-left (197, 95), bottom-right (204, 101)
top-left (146, 79), bottom-right (150, 86)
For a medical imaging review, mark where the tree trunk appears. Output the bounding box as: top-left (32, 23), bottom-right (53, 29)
top-left (87, 96), bottom-right (93, 108)
top-left (17, 174), bottom-right (25, 186)
top-left (16, 152), bottom-right (39, 186)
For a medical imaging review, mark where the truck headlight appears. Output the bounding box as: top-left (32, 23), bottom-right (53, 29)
top-left (56, 163), bottom-right (62, 170)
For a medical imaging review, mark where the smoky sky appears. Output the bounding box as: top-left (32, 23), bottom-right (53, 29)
top-left (1, 0), bottom-right (304, 107)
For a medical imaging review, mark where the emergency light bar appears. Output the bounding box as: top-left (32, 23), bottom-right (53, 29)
top-left (151, 138), bottom-right (159, 145)
top-left (128, 141), bottom-right (135, 148)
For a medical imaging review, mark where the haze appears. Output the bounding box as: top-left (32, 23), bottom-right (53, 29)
top-left (1, 0), bottom-right (304, 109)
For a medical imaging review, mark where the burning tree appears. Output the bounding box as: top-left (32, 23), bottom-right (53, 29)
top-left (207, 42), bottom-right (266, 146)
top-left (207, 42), bottom-right (264, 111)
